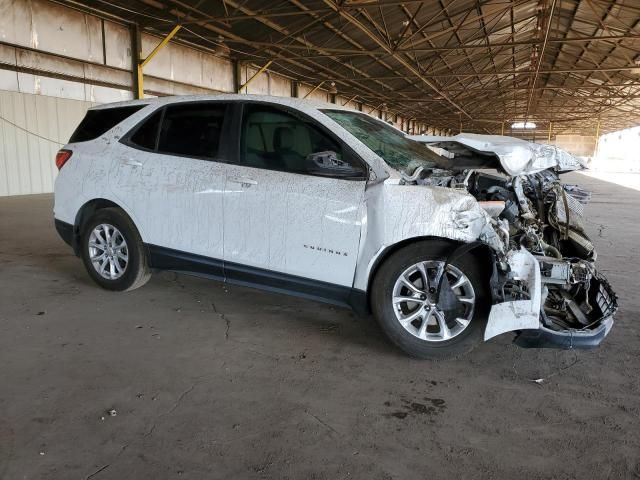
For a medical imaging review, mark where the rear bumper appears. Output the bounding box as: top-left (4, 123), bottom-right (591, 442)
top-left (513, 315), bottom-right (614, 349)
top-left (54, 219), bottom-right (74, 248)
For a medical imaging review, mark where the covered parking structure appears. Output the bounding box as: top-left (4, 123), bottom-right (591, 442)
top-left (2, 0), bottom-right (640, 196)
top-left (1, 1), bottom-right (639, 478)
top-left (109, 0), bottom-right (640, 137)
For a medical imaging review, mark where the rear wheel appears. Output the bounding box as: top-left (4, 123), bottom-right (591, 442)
top-left (80, 207), bottom-right (151, 291)
top-left (371, 241), bottom-right (488, 359)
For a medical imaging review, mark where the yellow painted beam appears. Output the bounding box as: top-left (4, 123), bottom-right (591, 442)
top-left (136, 64), bottom-right (144, 100)
top-left (302, 81), bottom-right (325, 99)
top-left (341, 94), bottom-right (358, 106)
top-left (141, 25), bottom-right (182, 68)
top-left (238, 60), bottom-right (273, 93)
top-left (137, 24), bottom-right (181, 98)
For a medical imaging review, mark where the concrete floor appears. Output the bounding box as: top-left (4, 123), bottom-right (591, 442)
top-left (0, 173), bottom-right (638, 480)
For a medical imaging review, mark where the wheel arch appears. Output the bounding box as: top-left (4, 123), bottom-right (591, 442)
top-left (365, 236), bottom-right (496, 312)
top-left (71, 199), bottom-right (139, 254)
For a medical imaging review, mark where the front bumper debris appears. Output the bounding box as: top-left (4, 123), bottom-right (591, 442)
top-left (484, 247), bottom-right (617, 350)
top-left (514, 315), bottom-right (614, 349)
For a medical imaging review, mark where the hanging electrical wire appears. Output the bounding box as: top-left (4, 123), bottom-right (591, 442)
top-left (0, 115), bottom-right (63, 145)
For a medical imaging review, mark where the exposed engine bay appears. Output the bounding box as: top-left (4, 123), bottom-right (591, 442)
top-left (398, 149), bottom-right (617, 347)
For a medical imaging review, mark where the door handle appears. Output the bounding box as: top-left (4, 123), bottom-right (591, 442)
top-left (229, 177), bottom-right (258, 186)
top-left (123, 159), bottom-right (143, 167)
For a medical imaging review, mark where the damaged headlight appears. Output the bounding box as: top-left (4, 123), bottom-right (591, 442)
top-left (451, 204), bottom-right (507, 254)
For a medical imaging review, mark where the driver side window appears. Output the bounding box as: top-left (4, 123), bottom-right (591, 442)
top-left (240, 104), bottom-right (342, 174)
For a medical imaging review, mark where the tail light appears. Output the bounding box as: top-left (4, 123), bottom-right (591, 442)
top-left (55, 149), bottom-right (73, 170)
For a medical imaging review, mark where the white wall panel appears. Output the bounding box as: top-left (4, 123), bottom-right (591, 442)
top-left (0, 0), bottom-right (103, 62)
top-left (201, 54), bottom-right (235, 93)
top-left (0, 90), bottom-right (94, 196)
top-left (141, 33), bottom-right (234, 95)
top-left (0, 0), bottom-right (33, 47)
top-left (0, 70), bottom-right (19, 91)
top-left (240, 66), bottom-right (269, 95)
top-left (269, 73), bottom-right (291, 97)
top-left (103, 21), bottom-right (132, 70)
top-left (336, 96), bottom-right (361, 111)
top-left (2, 69), bottom-right (131, 103)
top-left (17, 72), bottom-right (86, 101)
top-left (143, 76), bottom-right (220, 96)
top-left (298, 83), bottom-right (330, 103)
top-left (83, 84), bottom-right (132, 104)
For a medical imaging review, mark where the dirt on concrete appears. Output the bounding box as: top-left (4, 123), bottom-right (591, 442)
top-left (0, 173), bottom-right (638, 480)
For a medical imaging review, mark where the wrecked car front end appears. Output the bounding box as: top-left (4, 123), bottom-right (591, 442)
top-left (404, 134), bottom-right (618, 349)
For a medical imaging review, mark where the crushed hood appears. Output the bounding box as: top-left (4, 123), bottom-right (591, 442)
top-left (407, 133), bottom-right (587, 176)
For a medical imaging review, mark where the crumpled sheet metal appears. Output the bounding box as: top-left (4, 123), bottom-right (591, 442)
top-left (485, 248), bottom-right (542, 340)
top-left (408, 133), bottom-right (587, 176)
top-left (353, 181), bottom-right (506, 291)
top-left (528, 142), bottom-right (586, 174)
top-left (380, 180), bottom-right (501, 248)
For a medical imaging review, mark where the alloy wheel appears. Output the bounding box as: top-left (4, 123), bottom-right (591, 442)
top-left (391, 260), bottom-right (475, 342)
top-left (88, 223), bottom-right (129, 280)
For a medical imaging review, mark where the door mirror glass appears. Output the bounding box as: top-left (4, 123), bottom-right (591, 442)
top-left (306, 151), bottom-right (365, 179)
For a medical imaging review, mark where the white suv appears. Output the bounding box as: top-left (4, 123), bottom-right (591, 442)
top-left (54, 94), bottom-right (616, 358)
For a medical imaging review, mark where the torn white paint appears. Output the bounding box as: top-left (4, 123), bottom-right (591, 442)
top-left (485, 248), bottom-right (542, 341)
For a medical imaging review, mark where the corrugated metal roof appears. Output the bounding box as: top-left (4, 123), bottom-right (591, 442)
top-left (59, 0), bottom-right (640, 137)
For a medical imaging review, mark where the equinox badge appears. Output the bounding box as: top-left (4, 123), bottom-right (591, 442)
top-left (304, 244), bottom-right (348, 256)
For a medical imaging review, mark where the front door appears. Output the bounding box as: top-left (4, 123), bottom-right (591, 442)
top-left (222, 103), bottom-right (367, 289)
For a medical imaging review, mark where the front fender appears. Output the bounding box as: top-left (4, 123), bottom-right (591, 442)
top-left (380, 182), bottom-right (491, 244)
top-left (353, 181), bottom-right (500, 291)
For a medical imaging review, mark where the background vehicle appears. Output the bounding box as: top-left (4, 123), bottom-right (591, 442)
top-left (54, 95), bottom-right (616, 358)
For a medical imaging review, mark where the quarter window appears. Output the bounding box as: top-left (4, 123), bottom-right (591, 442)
top-left (129, 109), bottom-right (162, 150)
top-left (157, 103), bottom-right (227, 158)
top-left (241, 105), bottom-right (342, 173)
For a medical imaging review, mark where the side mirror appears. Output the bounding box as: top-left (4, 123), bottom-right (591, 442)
top-left (305, 151), bottom-right (365, 179)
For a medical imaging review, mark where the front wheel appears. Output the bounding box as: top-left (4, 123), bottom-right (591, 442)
top-left (80, 207), bottom-right (151, 291)
top-left (371, 241), bottom-right (489, 359)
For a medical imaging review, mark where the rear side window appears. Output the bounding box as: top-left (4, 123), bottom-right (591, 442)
top-left (129, 109), bottom-right (163, 150)
top-left (157, 103), bottom-right (226, 158)
top-left (69, 105), bottom-right (144, 143)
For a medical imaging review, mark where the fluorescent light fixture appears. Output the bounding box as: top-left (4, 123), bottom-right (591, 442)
top-left (511, 121), bottom-right (537, 129)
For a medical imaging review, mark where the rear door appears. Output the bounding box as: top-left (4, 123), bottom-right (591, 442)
top-left (110, 101), bottom-right (230, 265)
top-left (222, 102), bottom-right (367, 290)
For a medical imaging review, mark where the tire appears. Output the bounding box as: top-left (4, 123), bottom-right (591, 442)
top-left (371, 240), bottom-right (489, 360)
top-left (80, 207), bottom-right (151, 291)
